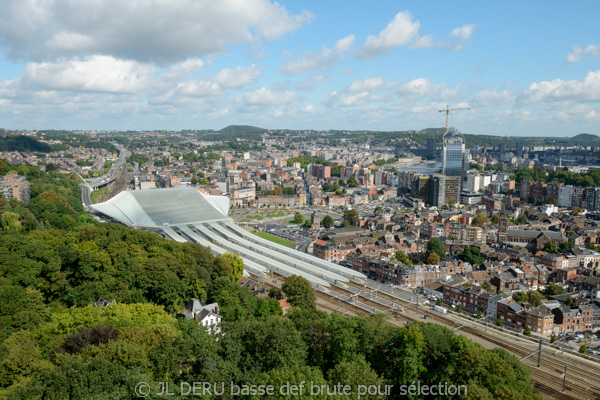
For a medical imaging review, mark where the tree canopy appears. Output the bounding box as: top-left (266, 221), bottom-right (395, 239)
top-left (426, 238), bottom-right (446, 261)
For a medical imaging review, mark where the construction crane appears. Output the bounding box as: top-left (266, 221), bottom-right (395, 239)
top-left (439, 105), bottom-right (470, 131)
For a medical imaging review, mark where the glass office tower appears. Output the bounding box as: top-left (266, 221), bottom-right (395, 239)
top-left (442, 128), bottom-right (465, 177)
top-left (441, 128), bottom-right (465, 204)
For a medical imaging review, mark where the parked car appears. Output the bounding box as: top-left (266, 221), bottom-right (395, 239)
top-left (590, 334), bottom-right (598, 339)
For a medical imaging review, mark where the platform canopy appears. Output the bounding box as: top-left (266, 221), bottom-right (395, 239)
top-left (91, 187), bottom-right (229, 228)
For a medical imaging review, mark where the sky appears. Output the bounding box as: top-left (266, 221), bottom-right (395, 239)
top-left (0, 1), bottom-right (599, 136)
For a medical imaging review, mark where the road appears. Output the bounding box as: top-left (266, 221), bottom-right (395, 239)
top-left (80, 184), bottom-right (92, 207)
top-left (81, 142), bottom-right (130, 206)
top-left (88, 143), bottom-right (130, 189)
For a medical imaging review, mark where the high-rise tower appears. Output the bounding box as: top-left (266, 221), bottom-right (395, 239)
top-left (442, 127), bottom-right (465, 204)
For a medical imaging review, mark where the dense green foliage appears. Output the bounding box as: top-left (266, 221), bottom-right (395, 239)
top-left (0, 135), bottom-right (52, 152)
top-left (127, 153), bottom-right (149, 164)
top-left (281, 275), bottom-right (316, 310)
top-left (458, 246), bottom-right (485, 265)
top-left (1, 306), bottom-right (542, 400)
top-left (515, 166), bottom-right (600, 188)
top-left (286, 156), bottom-right (327, 170)
top-left (342, 209), bottom-right (360, 226)
top-left (426, 238), bottom-right (446, 261)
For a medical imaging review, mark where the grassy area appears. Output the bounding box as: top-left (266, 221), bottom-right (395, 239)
top-left (251, 231), bottom-right (295, 246)
top-left (91, 187), bottom-right (109, 204)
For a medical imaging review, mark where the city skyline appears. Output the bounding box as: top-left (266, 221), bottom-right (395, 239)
top-left (0, 1), bottom-right (599, 136)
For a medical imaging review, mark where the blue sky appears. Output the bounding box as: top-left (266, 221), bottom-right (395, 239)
top-left (0, 0), bottom-right (599, 136)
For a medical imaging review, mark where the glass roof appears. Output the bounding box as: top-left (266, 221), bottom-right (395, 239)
top-left (91, 187), bottom-right (229, 227)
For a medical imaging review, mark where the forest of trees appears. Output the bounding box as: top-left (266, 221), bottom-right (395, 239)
top-left (0, 161), bottom-right (542, 399)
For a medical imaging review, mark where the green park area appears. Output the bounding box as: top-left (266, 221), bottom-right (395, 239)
top-left (251, 230), bottom-right (295, 246)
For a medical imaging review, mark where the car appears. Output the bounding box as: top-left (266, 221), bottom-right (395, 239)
top-left (566, 337), bottom-right (576, 341)
top-left (590, 334), bottom-right (598, 339)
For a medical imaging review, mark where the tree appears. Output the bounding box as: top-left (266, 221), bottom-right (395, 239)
top-left (293, 212), bottom-right (304, 224)
top-left (458, 246), bottom-right (485, 265)
top-left (513, 291), bottom-right (528, 304)
top-left (273, 186), bottom-right (283, 196)
top-left (482, 280), bottom-right (492, 291)
top-left (45, 163), bottom-right (60, 172)
top-left (471, 163), bottom-right (484, 171)
top-left (529, 291), bottom-right (544, 307)
top-left (579, 345), bottom-right (588, 354)
top-left (477, 311), bottom-right (483, 319)
top-left (1, 211), bottom-right (21, 234)
top-left (322, 215), bottom-right (334, 228)
top-left (338, 178), bottom-right (345, 186)
top-left (456, 305), bottom-right (462, 314)
top-left (331, 164), bottom-right (342, 177)
top-left (472, 212), bottom-right (489, 227)
top-left (543, 283), bottom-right (565, 297)
top-left (436, 298), bottom-right (443, 306)
top-left (347, 176), bottom-right (358, 187)
top-left (516, 213), bottom-right (528, 225)
top-left (543, 242), bottom-right (557, 253)
top-left (223, 252), bottom-right (244, 282)
top-left (282, 275), bottom-right (316, 310)
top-left (492, 214), bottom-right (500, 224)
top-left (558, 241), bottom-right (573, 253)
top-left (547, 197), bottom-right (558, 206)
top-left (268, 287), bottom-right (282, 300)
top-left (550, 335), bottom-right (557, 343)
top-left (303, 220), bottom-right (312, 229)
top-left (523, 326), bottom-right (531, 337)
top-left (573, 207), bottom-right (582, 216)
top-left (342, 209), bottom-right (360, 226)
top-left (394, 251), bottom-right (412, 266)
top-left (426, 237), bottom-right (446, 261)
top-left (426, 252), bottom-right (440, 264)
top-left (448, 199), bottom-right (456, 209)
top-left (496, 318), bottom-right (503, 327)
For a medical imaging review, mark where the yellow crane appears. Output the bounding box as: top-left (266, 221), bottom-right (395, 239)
top-left (439, 105), bottom-right (470, 131)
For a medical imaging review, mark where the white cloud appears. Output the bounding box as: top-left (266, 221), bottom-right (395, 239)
top-left (175, 80), bottom-right (222, 97)
top-left (397, 78), bottom-right (442, 99)
top-left (327, 90), bottom-right (389, 108)
top-left (239, 87), bottom-right (300, 106)
top-left (355, 11), bottom-right (420, 59)
top-left (303, 104), bottom-right (316, 113)
top-left (347, 77), bottom-right (384, 92)
top-left (0, 0), bottom-right (312, 65)
top-left (518, 69), bottom-right (600, 105)
top-left (445, 24), bottom-right (476, 51)
top-left (215, 65), bottom-right (262, 88)
top-left (555, 105), bottom-right (599, 121)
top-left (471, 89), bottom-right (515, 106)
top-left (21, 56), bottom-right (155, 94)
top-left (280, 34), bottom-right (355, 75)
top-left (356, 11), bottom-right (475, 59)
top-left (566, 43), bottom-right (600, 64)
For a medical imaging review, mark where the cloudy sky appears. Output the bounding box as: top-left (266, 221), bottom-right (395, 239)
top-left (0, 1), bottom-right (599, 136)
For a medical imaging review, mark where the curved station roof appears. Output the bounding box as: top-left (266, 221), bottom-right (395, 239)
top-left (91, 187), bottom-right (365, 287)
top-left (91, 187), bottom-right (229, 228)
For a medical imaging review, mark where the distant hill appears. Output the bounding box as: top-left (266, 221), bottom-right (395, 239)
top-left (218, 125), bottom-right (267, 134)
top-left (571, 133), bottom-right (599, 141)
top-left (0, 135), bottom-right (52, 152)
